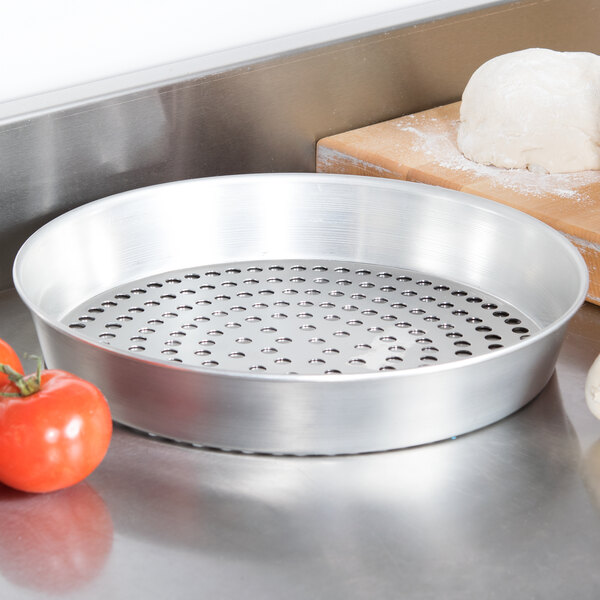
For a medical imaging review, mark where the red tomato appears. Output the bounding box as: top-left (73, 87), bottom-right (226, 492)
top-left (0, 369), bottom-right (112, 493)
top-left (0, 338), bottom-right (23, 386)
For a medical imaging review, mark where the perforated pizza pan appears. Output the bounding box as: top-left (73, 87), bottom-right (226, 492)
top-left (13, 174), bottom-right (588, 454)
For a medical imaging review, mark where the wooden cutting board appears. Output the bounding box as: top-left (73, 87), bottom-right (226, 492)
top-left (316, 102), bottom-right (600, 305)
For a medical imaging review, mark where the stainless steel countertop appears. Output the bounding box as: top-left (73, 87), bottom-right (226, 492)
top-left (2, 287), bottom-right (600, 598)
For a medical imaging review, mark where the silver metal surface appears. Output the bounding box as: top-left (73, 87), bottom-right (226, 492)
top-left (1, 0), bottom-right (598, 291)
top-left (62, 259), bottom-right (539, 375)
top-left (13, 174), bottom-right (587, 454)
top-left (1, 287), bottom-right (600, 599)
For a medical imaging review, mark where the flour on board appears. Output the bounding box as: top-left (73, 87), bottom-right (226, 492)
top-left (395, 116), bottom-right (600, 203)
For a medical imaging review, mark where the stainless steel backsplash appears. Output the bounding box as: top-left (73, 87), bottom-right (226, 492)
top-left (2, 0), bottom-right (598, 291)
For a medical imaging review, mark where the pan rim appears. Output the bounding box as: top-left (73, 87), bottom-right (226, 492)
top-left (13, 173), bottom-right (589, 383)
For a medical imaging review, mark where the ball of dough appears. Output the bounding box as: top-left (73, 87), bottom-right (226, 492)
top-left (586, 353), bottom-right (600, 420)
top-left (457, 48), bottom-right (600, 173)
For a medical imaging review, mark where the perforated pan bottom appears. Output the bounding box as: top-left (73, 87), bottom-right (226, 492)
top-left (64, 259), bottom-right (538, 375)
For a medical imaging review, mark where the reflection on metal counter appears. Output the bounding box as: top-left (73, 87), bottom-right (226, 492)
top-left (0, 483), bottom-right (113, 593)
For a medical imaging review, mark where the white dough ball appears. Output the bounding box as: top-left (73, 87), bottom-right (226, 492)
top-left (457, 48), bottom-right (600, 173)
top-left (586, 353), bottom-right (600, 420)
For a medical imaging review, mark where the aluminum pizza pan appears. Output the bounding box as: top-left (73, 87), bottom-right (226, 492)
top-left (12, 174), bottom-right (588, 454)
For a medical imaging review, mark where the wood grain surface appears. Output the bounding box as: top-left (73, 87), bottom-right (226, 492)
top-left (316, 102), bottom-right (600, 304)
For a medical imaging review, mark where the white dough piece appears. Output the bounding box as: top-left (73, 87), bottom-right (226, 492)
top-left (586, 354), bottom-right (600, 420)
top-left (457, 48), bottom-right (600, 173)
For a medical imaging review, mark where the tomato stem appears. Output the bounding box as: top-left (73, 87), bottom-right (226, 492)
top-left (0, 356), bottom-right (43, 397)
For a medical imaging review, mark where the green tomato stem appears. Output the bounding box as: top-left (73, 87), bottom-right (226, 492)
top-left (0, 356), bottom-right (43, 397)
